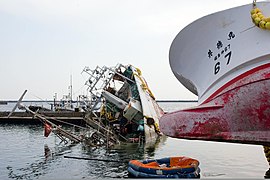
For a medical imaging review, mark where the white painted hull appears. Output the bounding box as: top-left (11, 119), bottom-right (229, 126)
top-left (131, 66), bottom-right (164, 143)
top-left (169, 1), bottom-right (270, 104)
top-left (160, 2), bottom-right (270, 145)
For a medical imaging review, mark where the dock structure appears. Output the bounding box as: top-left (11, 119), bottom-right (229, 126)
top-left (0, 111), bottom-right (85, 125)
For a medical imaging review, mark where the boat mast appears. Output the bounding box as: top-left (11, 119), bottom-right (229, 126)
top-left (69, 74), bottom-right (73, 103)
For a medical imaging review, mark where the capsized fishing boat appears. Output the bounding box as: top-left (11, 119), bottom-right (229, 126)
top-left (127, 156), bottom-right (200, 178)
top-left (160, 1), bottom-right (270, 146)
top-left (81, 64), bottom-right (164, 145)
top-left (9, 64), bottom-right (164, 147)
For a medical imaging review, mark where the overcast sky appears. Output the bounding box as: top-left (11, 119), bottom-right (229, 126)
top-left (0, 0), bottom-right (252, 101)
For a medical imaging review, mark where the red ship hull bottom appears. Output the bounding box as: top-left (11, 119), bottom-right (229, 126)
top-left (160, 64), bottom-right (270, 146)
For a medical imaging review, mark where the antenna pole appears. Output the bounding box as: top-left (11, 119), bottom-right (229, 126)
top-left (70, 74), bottom-right (73, 103)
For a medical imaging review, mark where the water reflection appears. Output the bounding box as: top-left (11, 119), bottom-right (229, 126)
top-left (6, 150), bottom-right (49, 179)
top-left (1, 122), bottom-right (168, 179)
top-left (6, 136), bottom-right (168, 179)
top-left (1, 122), bottom-right (268, 179)
top-left (75, 136), bottom-right (168, 178)
top-left (44, 144), bottom-right (51, 162)
top-left (6, 142), bottom-right (75, 179)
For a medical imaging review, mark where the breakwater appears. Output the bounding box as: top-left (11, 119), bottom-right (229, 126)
top-left (0, 111), bottom-right (85, 125)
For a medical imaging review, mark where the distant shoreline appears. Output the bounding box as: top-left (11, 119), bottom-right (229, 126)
top-left (0, 99), bottom-right (198, 103)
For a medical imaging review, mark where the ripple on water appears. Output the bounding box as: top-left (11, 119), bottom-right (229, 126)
top-left (0, 120), bottom-right (269, 179)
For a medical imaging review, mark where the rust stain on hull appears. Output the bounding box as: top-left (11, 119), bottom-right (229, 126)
top-left (160, 64), bottom-right (270, 146)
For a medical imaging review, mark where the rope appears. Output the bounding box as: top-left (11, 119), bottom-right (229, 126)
top-left (133, 71), bottom-right (156, 100)
top-left (47, 116), bottom-right (88, 130)
top-left (264, 146), bottom-right (270, 166)
top-left (253, 0), bottom-right (256, 7)
top-left (29, 92), bottom-right (53, 106)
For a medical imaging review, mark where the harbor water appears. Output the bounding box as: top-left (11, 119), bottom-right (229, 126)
top-left (0, 102), bottom-right (269, 179)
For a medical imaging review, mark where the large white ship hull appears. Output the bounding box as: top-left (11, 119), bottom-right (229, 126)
top-left (160, 2), bottom-right (270, 145)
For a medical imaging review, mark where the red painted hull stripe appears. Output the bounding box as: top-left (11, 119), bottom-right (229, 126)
top-left (203, 63), bottom-right (270, 104)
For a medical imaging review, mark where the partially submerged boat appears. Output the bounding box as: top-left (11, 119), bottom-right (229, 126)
top-left (160, 1), bottom-right (270, 146)
top-left (82, 64), bottom-right (164, 145)
top-left (8, 64), bottom-right (164, 147)
top-left (127, 156), bottom-right (200, 178)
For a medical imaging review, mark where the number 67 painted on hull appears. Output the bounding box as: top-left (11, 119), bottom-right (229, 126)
top-left (160, 1), bottom-right (270, 146)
